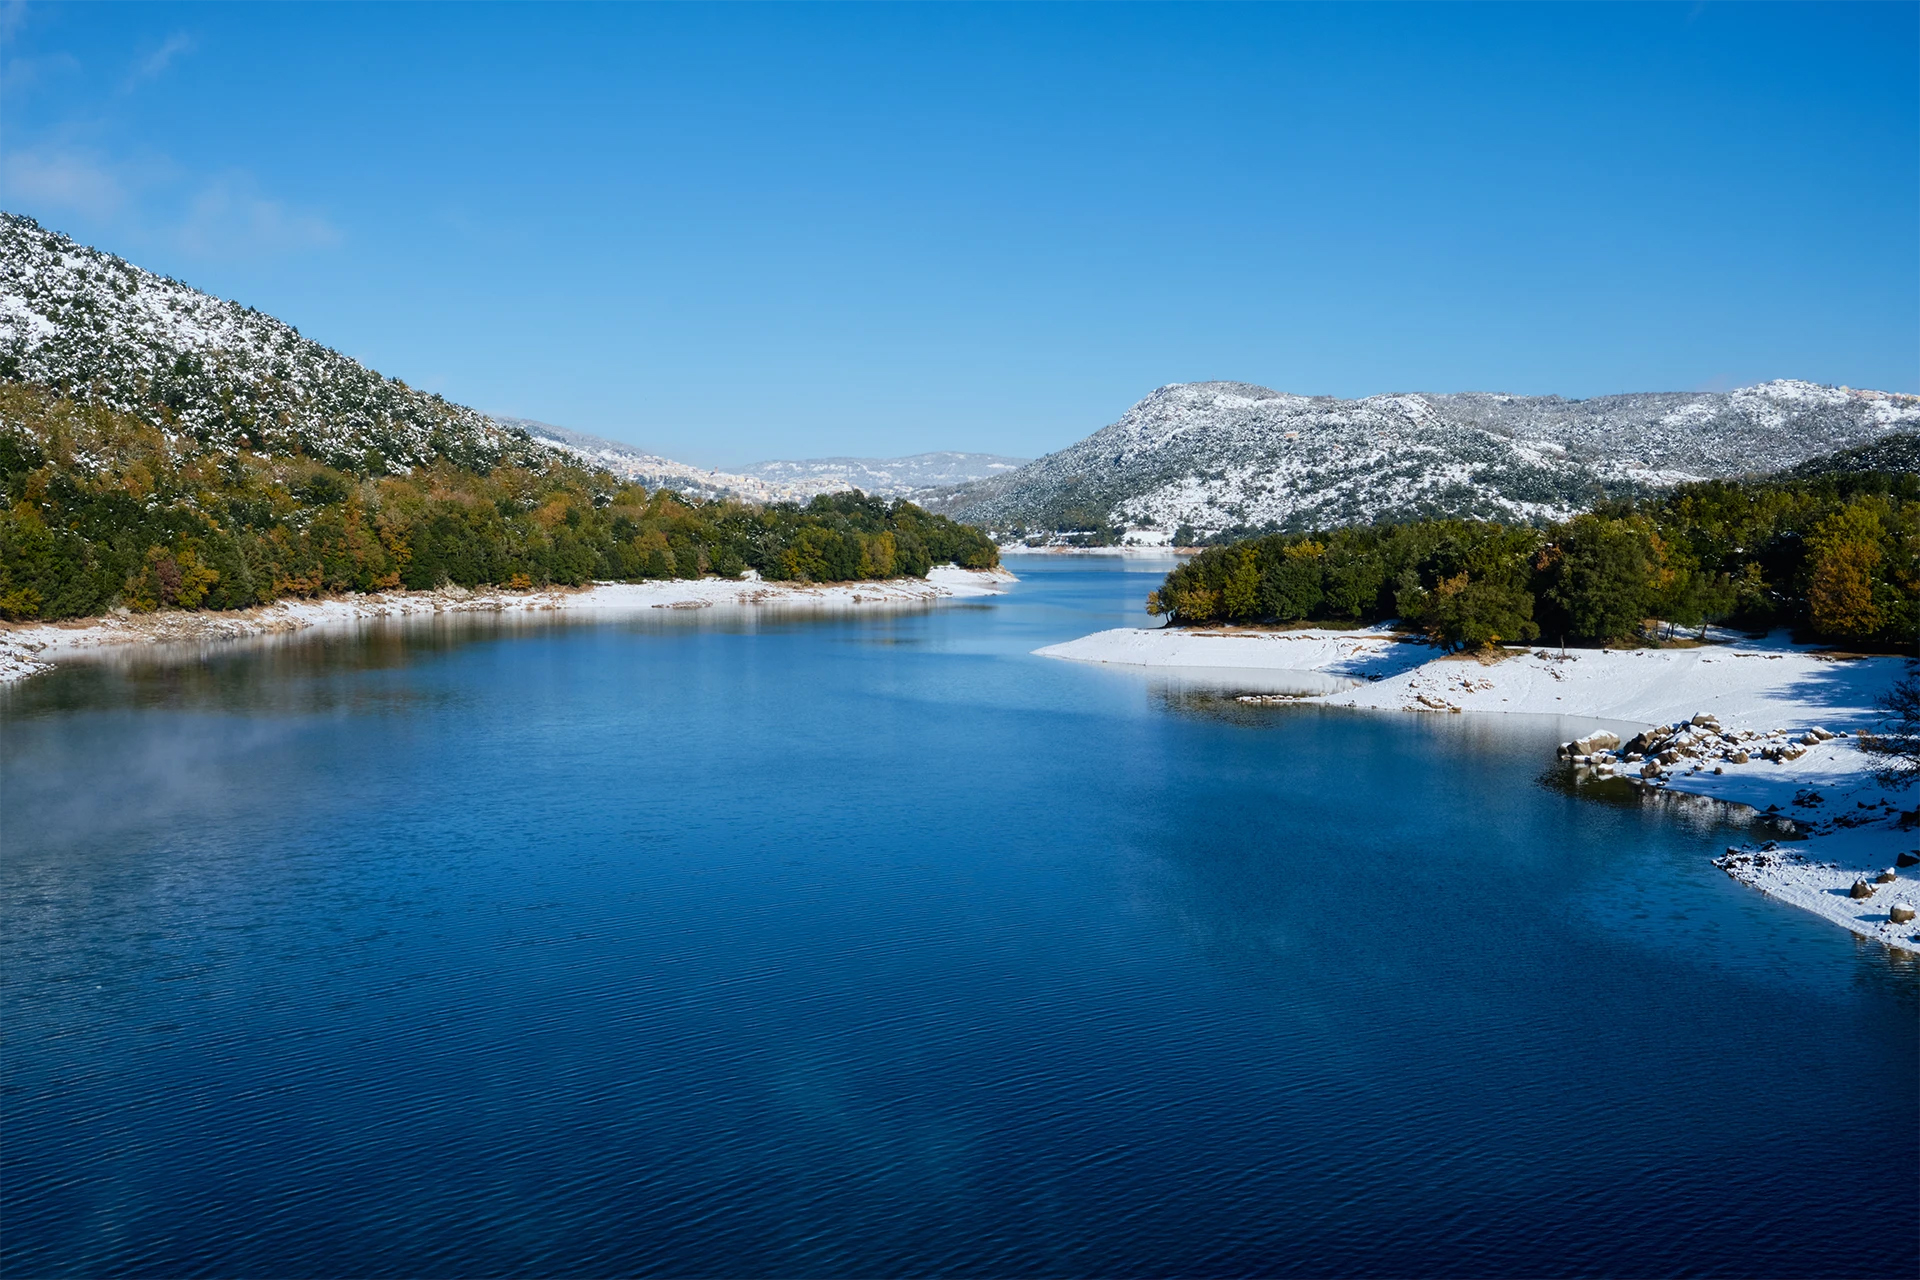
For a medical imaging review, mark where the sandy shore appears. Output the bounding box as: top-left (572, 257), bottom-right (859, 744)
top-left (0, 565), bottom-right (1016, 684)
top-left (1039, 624), bottom-right (1918, 949)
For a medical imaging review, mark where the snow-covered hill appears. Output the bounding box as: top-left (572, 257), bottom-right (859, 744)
top-left (0, 212), bottom-right (547, 472)
top-left (738, 452), bottom-right (1028, 499)
top-left (932, 380), bottom-right (1920, 537)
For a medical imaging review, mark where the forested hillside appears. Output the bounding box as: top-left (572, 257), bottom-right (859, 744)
top-left (1788, 431), bottom-right (1920, 479)
top-left (1147, 469), bottom-right (1920, 652)
top-left (0, 386), bottom-right (996, 621)
top-left (0, 216), bottom-right (996, 621)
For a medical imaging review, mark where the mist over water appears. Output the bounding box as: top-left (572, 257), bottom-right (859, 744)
top-left (4, 557), bottom-right (1914, 1278)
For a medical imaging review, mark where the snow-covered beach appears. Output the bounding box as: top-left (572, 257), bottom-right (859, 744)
top-left (1039, 624), bottom-right (1919, 949)
top-left (998, 545), bottom-right (1193, 558)
top-left (0, 565), bottom-right (1016, 684)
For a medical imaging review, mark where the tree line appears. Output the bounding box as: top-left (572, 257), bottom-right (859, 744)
top-left (0, 384), bottom-right (998, 621)
top-left (1146, 469), bottom-right (1920, 651)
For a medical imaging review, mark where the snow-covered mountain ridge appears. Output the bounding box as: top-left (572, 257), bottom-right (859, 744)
top-left (0, 212), bottom-right (546, 473)
top-left (932, 379), bottom-right (1920, 537)
top-left (488, 417), bottom-right (801, 503)
top-left (738, 452), bottom-right (1028, 499)
top-left (495, 418), bottom-right (1026, 503)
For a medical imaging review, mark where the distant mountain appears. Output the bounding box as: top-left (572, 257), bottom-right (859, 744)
top-left (738, 452), bottom-right (1028, 500)
top-left (494, 419), bottom-right (1029, 504)
top-left (930, 380), bottom-right (1920, 537)
top-left (0, 212), bottom-right (546, 473)
top-left (489, 417), bottom-right (801, 503)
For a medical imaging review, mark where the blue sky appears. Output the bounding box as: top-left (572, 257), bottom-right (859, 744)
top-left (2, 2), bottom-right (1915, 466)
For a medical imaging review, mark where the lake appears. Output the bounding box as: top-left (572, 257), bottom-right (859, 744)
top-left (3, 556), bottom-right (1914, 1278)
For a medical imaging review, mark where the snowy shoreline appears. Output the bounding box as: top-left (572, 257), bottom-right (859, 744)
top-left (0, 565), bottom-right (1016, 684)
top-left (998, 546), bottom-right (1193, 559)
top-left (1039, 624), bottom-right (1919, 950)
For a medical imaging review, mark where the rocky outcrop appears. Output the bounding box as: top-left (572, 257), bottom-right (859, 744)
top-left (1557, 731), bottom-right (1621, 759)
top-left (1561, 717), bottom-right (1850, 784)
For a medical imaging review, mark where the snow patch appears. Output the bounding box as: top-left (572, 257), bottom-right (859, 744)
top-left (1037, 623), bottom-right (1914, 947)
top-left (0, 567), bottom-right (1017, 681)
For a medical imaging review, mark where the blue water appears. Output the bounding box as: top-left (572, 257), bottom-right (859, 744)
top-left (3, 558), bottom-right (1914, 1278)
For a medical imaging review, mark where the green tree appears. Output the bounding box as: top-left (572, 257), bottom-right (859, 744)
top-left (1539, 515), bottom-right (1653, 644)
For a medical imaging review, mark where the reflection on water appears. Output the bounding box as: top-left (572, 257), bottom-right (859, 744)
top-left (3, 602), bottom-right (962, 717)
top-left (3, 560), bottom-right (1915, 1279)
top-left (1142, 664), bottom-right (1364, 701)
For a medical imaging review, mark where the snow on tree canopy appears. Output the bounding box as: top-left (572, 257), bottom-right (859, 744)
top-left (0, 212), bottom-right (548, 473)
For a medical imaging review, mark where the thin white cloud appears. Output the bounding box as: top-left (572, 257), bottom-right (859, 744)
top-left (0, 2), bottom-right (80, 98)
top-left (1, 16), bottom-right (336, 262)
top-left (175, 173), bottom-right (341, 256)
top-left (1, 146), bottom-right (128, 220)
top-left (122, 32), bottom-right (194, 92)
top-left (1, 144), bottom-right (341, 259)
top-left (0, 49), bottom-right (80, 97)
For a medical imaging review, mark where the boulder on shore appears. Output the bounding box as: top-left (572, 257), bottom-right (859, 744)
top-left (1874, 869), bottom-right (1899, 884)
top-left (1890, 903), bottom-right (1917, 924)
top-left (1560, 731), bottom-right (1621, 758)
top-left (1849, 880), bottom-right (1876, 900)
